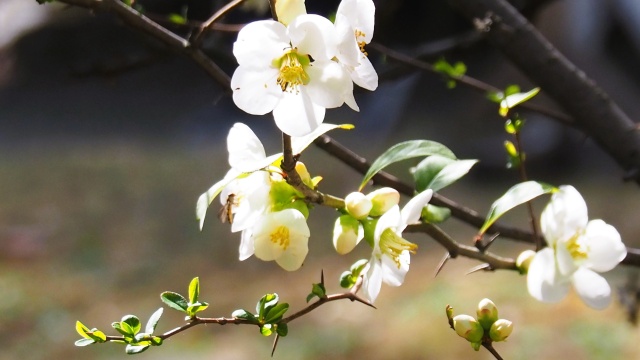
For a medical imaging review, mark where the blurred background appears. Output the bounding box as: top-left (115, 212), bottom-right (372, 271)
top-left (1, 0), bottom-right (640, 358)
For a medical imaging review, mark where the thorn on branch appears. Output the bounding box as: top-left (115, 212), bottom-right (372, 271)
top-left (466, 263), bottom-right (493, 275)
top-left (434, 253), bottom-right (451, 277)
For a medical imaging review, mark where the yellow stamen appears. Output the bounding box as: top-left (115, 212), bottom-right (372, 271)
top-left (274, 49), bottom-right (310, 93)
top-left (270, 225), bottom-right (290, 250)
top-left (355, 30), bottom-right (368, 56)
top-left (379, 228), bottom-right (417, 268)
top-left (564, 234), bottom-right (588, 261)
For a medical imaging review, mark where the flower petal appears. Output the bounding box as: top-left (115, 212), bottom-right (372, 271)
top-left (380, 251), bottom-right (409, 286)
top-left (306, 60), bottom-right (353, 109)
top-left (273, 89), bottom-right (325, 136)
top-left (527, 248), bottom-right (570, 303)
top-left (374, 205), bottom-right (401, 245)
top-left (556, 238), bottom-right (579, 277)
top-left (239, 228), bottom-right (255, 261)
top-left (582, 219), bottom-right (627, 272)
top-left (351, 54), bottom-right (378, 91)
top-left (231, 66), bottom-right (281, 115)
top-left (400, 189), bottom-right (433, 231)
top-left (276, 231), bottom-right (309, 271)
top-left (571, 267), bottom-right (612, 309)
top-left (361, 261), bottom-right (382, 303)
top-left (233, 20), bottom-right (289, 68)
top-left (334, 13), bottom-right (360, 67)
top-left (227, 123), bottom-right (267, 171)
top-left (288, 14), bottom-right (337, 61)
top-left (336, 0), bottom-right (376, 43)
top-left (540, 185), bottom-right (589, 246)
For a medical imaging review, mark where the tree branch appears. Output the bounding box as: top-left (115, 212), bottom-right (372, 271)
top-left (448, 0), bottom-right (640, 183)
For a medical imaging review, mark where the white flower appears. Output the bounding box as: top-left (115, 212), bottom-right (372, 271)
top-left (334, 0), bottom-right (378, 91)
top-left (252, 208), bottom-right (310, 271)
top-left (527, 185), bottom-right (627, 309)
top-left (231, 15), bottom-right (354, 136)
top-left (361, 189), bottom-right (433, 303)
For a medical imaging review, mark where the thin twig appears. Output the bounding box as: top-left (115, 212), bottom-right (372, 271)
top-left (191, 0), bottom-right (247, 46)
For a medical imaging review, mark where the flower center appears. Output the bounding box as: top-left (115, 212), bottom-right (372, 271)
top-left (379, 228), bottom-right (417, 268)
top-left (273, 49), bottom-right (310, 93)
top-left (564, 233), bottom-right (588, 262)
top-left (270, 225), bottom-right (290, 250)
top-left (355, 30), bottom-right (368, 56)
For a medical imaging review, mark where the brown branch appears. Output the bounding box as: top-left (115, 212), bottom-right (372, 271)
top-left (191, 0), bottom-right (247, 46)
top-left (57, 0), bottom-right (231, 89)
top-left (407, 223), bottom-right (518, 271)
top-left (369, 42), bottom-right (573, 125)
top-left (448, 0), bottom-right (640, 183)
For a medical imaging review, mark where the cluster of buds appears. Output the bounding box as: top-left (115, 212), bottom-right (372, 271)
top-left (446, 298), bottom-right (513, 351)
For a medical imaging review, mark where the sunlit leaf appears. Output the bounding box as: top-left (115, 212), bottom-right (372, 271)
top-left (359, 140), bottom-right (456, 190)
top-left (413, 155), bottom-right (477, 192)
top-left (145, 308), bottom-right (163, 334)
top-left (74, 338), bottom-right (96, 347)
top-left (276, 323), bottom-right (289, 337)
top-left (122, 315), bottom-right (141, 336)
top-left (499, 87), bottom-right (540, 117)
top-left (264, 303), bottom-right (289, 323)
top-left (160, 292), bottom-right (189, 313)
top-left (232, 309), bottom-right (258, 323)
top-left (126, 344), bottom-right (150, 354)
top-left (479, 181), bottom-right (556, 235)
top-left (260, 324), bottom-right (273, 336)
top-left (188, 277), bottom-right (200, 304)
top-left (421, 204), bottom-right (451, 224)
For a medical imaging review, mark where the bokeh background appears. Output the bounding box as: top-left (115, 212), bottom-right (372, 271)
top-left (1, 0), bottom-right (640, 359)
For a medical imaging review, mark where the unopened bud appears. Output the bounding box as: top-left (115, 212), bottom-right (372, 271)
top-left (516, 250), bottom-right (536, 274)
top-left (453, 315), bottom-right (484, 343)
top-left (367, 187), bottom-right (400, 216)
top-left (476, 298), bottom-right (499, 330)
top-left (295, 162), bottom-right (313, 188)
top-left (345, 192), bottom-right (372, 220)
top-left (275, 0), bottom-right (306, 25)
top-left (332, 215), bottom-right (363, 255)
top-left (489, 319), bottom-right (513, 342)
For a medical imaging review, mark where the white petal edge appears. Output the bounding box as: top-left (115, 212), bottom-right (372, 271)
top-left (231, 66), bottom-right (281, 116)
top-left (527, 248), bottom-right (570, 303)
top-left (273, 89), bottom-right (325, 136)
top-left (571, 267), bottom-right (612, 310)
top-left (582, 219), bottom-right (627, 272)
top-left (400, 189), bottom-right (433, 231)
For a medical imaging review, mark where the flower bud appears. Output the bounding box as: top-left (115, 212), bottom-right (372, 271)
top-left (275, 0), bottom-right (306, 26)
top-left (516, 250), bottom-right (536, 274)
top-left (345, 192), bottom-right (372, 220)
top-left (489, 319), bottom-right (513, 342)
top-left (332, 215), bottom-right (363, 255)
top-left (367, 187), bottom-right (400, 216)
top-left (476, 298), bottom-right (499, 330)
top-left (453, 315), bottom-right (484, 343)
top-left (295, 162), bottom-right (313, 188)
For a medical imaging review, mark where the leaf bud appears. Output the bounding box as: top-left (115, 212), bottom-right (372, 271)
top-left (489, 319), bottom-right (513, 342)
top-left (367, 187), bottom-right (400, 216)
top-left (453, 314), bottom-right (484, 343)
top-left (345, 192), bottom-right (372, 220)
top-left (476, 298), bottom-right (499, 330)
top-left (332, 215), bottom-right (362, 255)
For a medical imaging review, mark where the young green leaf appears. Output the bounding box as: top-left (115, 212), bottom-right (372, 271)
top-left (187, 301), bottom-right (209, 317)
top-left (276, 323), bottom-right (289, 337)
top-left (479, 181), bottom-right (556, 235)
top-left (232, 309), bottom-right (258, 323)
top-left (256, 293), bottom-right (280, 320)
top-left (264, 303), bottom-right (290, 323)
top-left (188, 277), bottom-right (200, 304)
top-left (145, 308), bottom-right (163, 334)
top-left (74, 338), bottom-right (96, 347)
top-left (413, 155), bottom-right (477, 192)
top-left (499, 87), bottom-right (540, 117)
top-left (160, 291), bottom-right (189, 313)
top-left (125, 344), bottom-right (150, 355)
top-left (121, 315), bottom-right (141, 336)
top-left (359, 140), bottom-right (456, 191)
top-left (306, 283), bottom-right (326, 303)
top-left (421, 204), bottom-right (452, 224)
top-left (260, 324), bottom-right (274, 337)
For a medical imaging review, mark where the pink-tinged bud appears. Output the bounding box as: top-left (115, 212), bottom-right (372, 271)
top-left (516, 250), bottom-right (536, 274)
top-left (367, 187), bottom-right (400, 216)
top-left (345, 192), bottom-right (372, 220)
top-left (453, 315), bottom-right (484, 343)
top-left (332, 215), bottom-right (362, 255)
top-left (476, 298), bottom-right (499, 330)
top-left (489, 319), bottom-right (513, 342)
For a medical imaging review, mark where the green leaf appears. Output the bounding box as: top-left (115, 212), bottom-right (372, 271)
top-left (188, 277), bottom-right (200, 304)
top-left (260, 324), bottom-right (274, 337)
top-left (264, 303), bottom-right (289, 323)
top-left (306, 283), bottom-right (326, 303)
top-left (421, 204), bottom-right (451, 223)
top-left (504, 84), bottom-right (521, 96)
top-left (413, 155), bottom-right (477, 192)
top-left (161, 291), bottom-right (189, 313)
top-left (75, 338), bottom-right (96, 347)
top-left (125, 344), bottom-right (150, 354)
top-left (339, 271), bottom-right (356, 289)
top-left (167, 13), bottom-right (187, 25)
top-left (256, 293), bottom-right (279, 320)
top-left (112, 321), bottom-right (128, 337)
top-left (276, 323), bottom-right (289, 337)
top-left (480, 181), bottom-right (556, 235)
top-left (499, 87), bottom-right (540, 117)
top-left (75, 321), bottom-right (91, 338)
top-left (121, 315), bottom-right (141, 336)
top-left (187, 301), bottom-right (209, 317)
top-left (359, 140), bottom-right (456, 190)
top-left (150, 336), bottom-right (163, 346)
top-left (145, 308), bottom-right (163, 334)
top-left (232, 309), bottom-right (258, 323)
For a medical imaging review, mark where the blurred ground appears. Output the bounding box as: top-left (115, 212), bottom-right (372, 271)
top-left (1, 1), bottom-right (640, 359)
